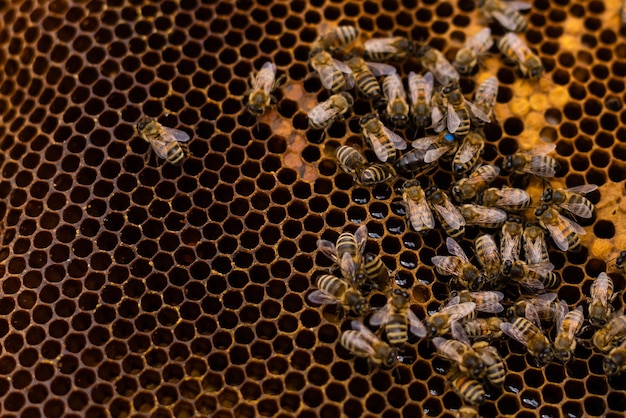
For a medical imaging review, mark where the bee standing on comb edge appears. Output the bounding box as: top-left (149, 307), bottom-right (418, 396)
top-left (136, 118), bottom-right (192, 166)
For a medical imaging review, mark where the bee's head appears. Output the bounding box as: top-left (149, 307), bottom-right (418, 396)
top-left (136, 117), bottom-right (152, 133)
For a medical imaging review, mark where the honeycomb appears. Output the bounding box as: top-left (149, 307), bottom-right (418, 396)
top-left (0, 0), bottom-right (625, 417)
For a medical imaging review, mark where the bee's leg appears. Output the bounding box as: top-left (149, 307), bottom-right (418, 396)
top-left (180, 143), bottom-right (191, 158)
top-left (275, 74), bottom-right (287, 88)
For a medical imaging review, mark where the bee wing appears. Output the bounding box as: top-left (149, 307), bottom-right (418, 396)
top-left (524, 304), bottom-right (542, 329)
top-left (465, 205), bottom-right (507, 224)
top-left (148, 138), bottom-right (170, 159)
top-left (526, 262), bottom-right (555, 275)
top-left (260, 62), bottom-right (277, 95)
top-left (559, 213), bottom-right (587, 235)
top-left (351, 320), bottom-right (378, 340)
top-left (532, 292), bottom-right (557, 304)
top-left (354, 225), bottom-right (368, 255)
top-left (406, 198), bottom-right (436, 230)
top-left (431, 256), bottom-right (460, 276)
top-left (523, 235), bottom-right (544, 265)
top-left (424, 145), bottom-right (453, 164)
top-left (543, 222), bottom-right (570, 251)
top-left (407, 309), bottom-right (428, 337)
top-left (493, 188), bottom-right (531, 207)
top-left (340, 252), bottom-right (358, 283)
top-left (492, 11), bottom-right (523, 32)
top-left (566, 307), bottom-right (585, 338)
top-left (317, 239), bottom-right (338, 263)
top-left (408, 72), bottom-right (420, 106)
top-left (446, 103), bottom-right (462, 133)
top-left (429, 107), bottom-right (447, 132)
top-left (332, 58), bottom-right (353, 74)
top-left (160, 126), bottom-right (191, 143)
top-left (592, 273), bottom-right (610, 306)
top-left (446, 237), bottom-right (470, 263)
top-left (500, 321), bottom-right (530, 345)
top-left (558, 201), bottom-right (594, 219)
top-left (473, 27), bottom-right (493, 47)
top-left (307, 290), bottom-right (339, 305)
top-left (518, 277), bottom-right (545, 294)
top-left (471, 164), bottom-right (500, 182)
top-left (364, 131), bottom-right (389, 162)
top-left (365, 39), bottom-right (398, 53)
top-left (457, 137), bottom-right (483, 164)
top-left (369, 303), bottom-right (393, 326)
top-left (412, 135), bottom-right (439, 150)
top-left (381, 124), bottom-right (408, 150)
top-left (505, 1), bottom-right (532, 10)
top-left (432, 200), bottom-right (466, 229)
top-left (343, 331), bottom-right (377, 356)
top-left (423, 72), bottom-right (435, 99)
top-left (451, 321), bottom-right (473, 346)
top-left (556, 300), bottom-right (568, 332)
top-left (366, 62), bottom-right (397, 76)
top-left (445, 301), bottom-right (476, 321)
top-left (466, 100), bottom-right (491, 123)
top-left (476, 291), bottom-right (505, 313)
top-left (432, 337), bottom-right (464, 362)
top-left (317, 65), bottom-right (343, 90)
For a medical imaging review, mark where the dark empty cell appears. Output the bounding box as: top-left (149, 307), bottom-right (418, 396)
top-left (594, 220), bottom-right (615, 238)
top-left (591, 149), bottom-right (610, 167)
top-left (585, 396), bottom-right (606, 416)
top-left (559, 122), bottom-right (578, 138)
top-left (502, 117), bottom-right (524, 135)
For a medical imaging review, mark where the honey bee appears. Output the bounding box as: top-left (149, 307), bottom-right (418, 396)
top-left (432, 238), bottom-right (484, 291)
top-left (535, 203), bottom-right (585, 252)
top-left (501, 317), bottom-right (553, 363)
top-left (553, 301), bottom-right (584, 362)
top-left (382, 73), bottom-right (410, 127)
top-left (472, 341), bottom-right (506, 388)
top-left (360, 113), bottom-right (407, 163)
top-left (317, 225), bottom-right (367, 283)
top-left (593, 315), bottom-right (626, 353)
top-left (508, 293), bottom-right (559, 323)
top-left (473, 76), bottom-right (498, 123)
top-left (362, 252), bottom-right (391, 292)
top-left (588, 272), bottom-right (615, 327)
top-left (313, 26), bottom-right (360, 51)
top-left (336, 145), bottom-right (368, 178)
top-left (309, 49), bottom-right (354, 92)
top-left (394, 148), bottom-right (437, 175)
top-left (308, 92), bottom-right (354, 129)
top-left (454, 317), bottom-right (504, 342)
top-left (520, 223), bottom-right (547, 266)
top-left (364, 36), bottom-right (415, 61)
top-left (477, 0), bottom-right (530, 33)
top-left (455, 406), bottom-right (481, 418)
top-left (497, 32), bottom-right (544, 80)
top-left (460, 204), bottom-right (507, 229)
top-left (451, 164), bottom-right (501, 202)
top-left (425, 186), bottom-right (466, 238)
top-left (419, 46), bottom-right (460, 85)
top-left (447, 290), bottom-right (504, 314)
top-left (424, 302), bottom-right (477, 337)
top-left (504, 260), bottom-right (558, 293)
top-left (136, 118), bottom-right (191, 166)
top-left (358, 163), bottom-right (396, 186)
top-left (412, 132), bottom-right (459, 164)
top-left (452, 131), bottom-right (485, 175)
top-left (369, 288), bottom-right (428, 345)
top-left (344, 55), bottom-right (397, 100)
top-left (340, 320), bottom-right (398, 368)
top-left (431, 83), bottom-right (490, 139)
top-left (453, 28), bottom-right (493, 74)
top-left (433, 337), bottom-right (485, 379)
top-left (603, 339), bottom-right (626, 376)
top-left (408, 71), bottom-right (434, 129)
top-left (451, 374), bottom-right (485, 406)
top-left (307, 273), bottom-right (369, 316)
top-left (402, 180), bottom-right (436, 233)
top-left (475, 234), bottom-right (501, 283)
top-left (247, 61), bottom-right (285, 117)
top-left (479, 187), bottom-right (531, 211)
top-left (540, 185), bottom-right (598, 219)
top-left (500, 215), bottom-right (523, 271)
top-left (502, 142), bottom-right (558, 178)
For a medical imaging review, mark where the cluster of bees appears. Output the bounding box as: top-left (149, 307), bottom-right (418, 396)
top-left (237, 1), bottom-right (626, 416)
